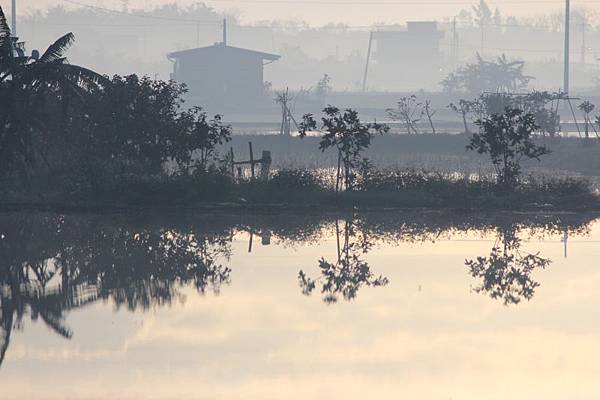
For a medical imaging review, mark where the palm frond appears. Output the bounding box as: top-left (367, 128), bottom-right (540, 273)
top-left (62, 64), bottom-right (110, 91)
top-left (39, 33), bottom-right (75, 63)
top-left (39, 311), bottom-right (73, 339)
top-left (0, 6), bottom-right (11, 43)
top-left (0, 7), bottom-right (14, 73)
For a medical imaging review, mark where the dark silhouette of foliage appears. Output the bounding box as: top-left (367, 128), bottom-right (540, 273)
top-left (441, 54), bottom-right (532, 94)
top-left (315, 73), bottom-right (331, 97)
top-left (0, 211), bottom-right (595, 368)
top-left (472, 0), bottom-right (494, 26)
top-left (71, 75), bottom-right (232, 174)
top-left (298, 219), bottom-right (388, 304)
top-left (299, 106), bottom-right (389, 191)
top-left (578, 100), bottom-right (597, 139)
top-left (450, 92), bottom-right (563, 137)
top-left (466, 226), bottom-right (551, 305)
top-left (0, 6), bottom-right (107, 181)
top-left (0, 213), bottom-right (233, 369)
top-left (467, 108), bottom-right (550, 188)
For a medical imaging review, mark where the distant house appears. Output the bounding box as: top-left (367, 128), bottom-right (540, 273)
top-left (366, 21), bottom-right (444, 91)
top-left (372, 22), bottom-right (443, 66)
top-left (167, 42), bottom-right (280, 107)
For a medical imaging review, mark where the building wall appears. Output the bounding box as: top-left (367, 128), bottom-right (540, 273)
top-left (369, 22), bottom-right (445, 91)
top-left (174, 48), bottom-right (265, 105)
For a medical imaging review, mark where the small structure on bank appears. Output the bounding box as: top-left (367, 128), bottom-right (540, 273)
top-left (167, 24), bottom-right (280, 108)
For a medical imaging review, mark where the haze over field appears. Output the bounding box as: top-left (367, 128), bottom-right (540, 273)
top-left (10, 0), bottom-right (598, 25)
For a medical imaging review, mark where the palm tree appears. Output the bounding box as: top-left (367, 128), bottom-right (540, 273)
top-left (0, 6), bottom-right (107, 180)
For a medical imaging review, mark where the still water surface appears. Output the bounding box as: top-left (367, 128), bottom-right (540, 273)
top-left (1, 211), bottom-right (599, 399)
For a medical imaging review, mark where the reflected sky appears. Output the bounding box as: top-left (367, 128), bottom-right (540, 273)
top-left (1, 211), bottom-right (599, 399)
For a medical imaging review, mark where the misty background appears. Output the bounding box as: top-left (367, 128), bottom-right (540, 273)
top-left (7, 0), bottom-right (600, 95)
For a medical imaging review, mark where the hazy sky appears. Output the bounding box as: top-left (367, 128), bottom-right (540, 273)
top-left (9, 0), bottom-right (585, 26)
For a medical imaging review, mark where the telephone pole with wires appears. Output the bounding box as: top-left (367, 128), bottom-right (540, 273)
top-left (564, 0), bottom-right (570, 93)
top-left (11, 0), bottom-right (17, 35)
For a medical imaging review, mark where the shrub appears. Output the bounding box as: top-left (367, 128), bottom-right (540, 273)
top-left (267, 169), bottom-right (324, 191)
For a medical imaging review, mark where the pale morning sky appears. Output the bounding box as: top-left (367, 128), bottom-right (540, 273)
top-left (5, 0), bottom-right (594, 26)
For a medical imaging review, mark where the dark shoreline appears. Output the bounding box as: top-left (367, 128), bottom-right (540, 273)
top-left (1, 200), bottom-right (598, 215)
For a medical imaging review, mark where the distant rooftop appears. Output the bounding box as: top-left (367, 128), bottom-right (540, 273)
top-left (168, 43), bottom-right (280, 61)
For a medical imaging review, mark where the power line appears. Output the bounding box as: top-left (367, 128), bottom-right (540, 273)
top-left (201, 0), bottom-right (600, 4)
top-left (18, 20), bottom-right (207, 27)
top-left (61, 0), bottom-right (222, 24)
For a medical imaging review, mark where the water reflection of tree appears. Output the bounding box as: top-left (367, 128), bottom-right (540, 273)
top-left (0, 211), bottom-right (596, 367)
top-left (0, 215), bottom-right (232, 368)
top-left (466, 225), bottom-right (551, 305)
top-left (298, 219), bottom-right (388, 304)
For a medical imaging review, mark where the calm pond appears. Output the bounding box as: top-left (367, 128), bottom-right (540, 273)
top-left (1, 210), bottom-right (599, 399)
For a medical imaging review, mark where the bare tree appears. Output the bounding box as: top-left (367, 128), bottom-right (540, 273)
top-left (387, 95), bottom-right (423, 135)
top-left (424, 100), bottom-right (437, 134)
top-left (578, 100), bottom-right (597, 139)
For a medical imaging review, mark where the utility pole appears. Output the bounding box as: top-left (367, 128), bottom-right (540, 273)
top-left (11, 0), bottom-right (16, 35)
top-left (361, 31), bottom-right (373, 92)
top-left (452, 17), bottom-right (458, 70)
top-left (581, 22), bottom-right (586, 65)
top-left (564, 0), bottom-right (570, 93)
top-left (222, 18), bottom-right (227, 46)
top-left (196, 24), bottom-right (200, 47)
top-left (480, 20), bottom-right (484, 57)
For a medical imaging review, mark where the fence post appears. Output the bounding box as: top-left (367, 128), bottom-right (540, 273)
top-left (260, 150), bottom-right (272, 180)
top-left (230, 147), bottom-right (235, 177)
top-left (249, 142), bottom-right (255, 179)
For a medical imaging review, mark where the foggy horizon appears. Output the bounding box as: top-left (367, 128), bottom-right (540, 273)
top-left (10, 0), bottom-right (599, 26)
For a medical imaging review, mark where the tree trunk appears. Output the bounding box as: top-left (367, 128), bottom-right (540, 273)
top-left (335, 150), bottom-right (341, 193)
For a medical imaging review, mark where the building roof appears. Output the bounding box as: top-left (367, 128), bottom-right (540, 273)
top-left (372, 21), bottom-right (443, 40)
top-left (168, 43), bottom-right (280, 61)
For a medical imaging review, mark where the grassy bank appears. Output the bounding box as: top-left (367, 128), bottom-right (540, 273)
top-left (2, 167), bottom-right (598, 212)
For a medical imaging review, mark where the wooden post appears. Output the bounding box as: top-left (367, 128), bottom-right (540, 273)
top-left (260, 150), bottom-right (272, 180)
top-left (230, 147), bottom-right (235, 177)
top-left (567, 98), bottom-right (582, 137)
top-left (249, 142), bottom-right (255, 179)
top-left (261, 230), bottom-right (271, 245)
top-left (362, 31), bottom-right (373, 92)
top-left (335, 150), bottom-right (341, 192)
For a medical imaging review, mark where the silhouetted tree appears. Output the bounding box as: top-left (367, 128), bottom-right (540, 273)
top-left (0, 213), bottom-right (233, 369)
top-left (468, 108), bottom-right (550, 188)
top-left (578, 100), bottom-right (596, 139)
top-left (451, 92), bottom-right (562, 137)
top-left (466, 225), bottom-right (551, 305)
top-left (0, 7), bottom-right (106, 180)
top-left (449, 99), bottom-right (481, 134)
top-left (472, 0), bottom-right (493, 26)
top-left (298, 219), bottom-right (388, 304)
top-left (441, 54), bottom-right (532, 94)
top-left (315, 73), bottom-right (332, 97)
top-left (60, 74), bottom-right (232, 179)
top-left (387, 95), bottom-right (423, 134)
top-left (299, 106), bottom-right (388, 191)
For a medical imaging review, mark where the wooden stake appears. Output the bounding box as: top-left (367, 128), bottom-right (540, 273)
top-left (249, 142), bottom-right (255, 179)
top-left (230, 147), bottom-right (235, 177)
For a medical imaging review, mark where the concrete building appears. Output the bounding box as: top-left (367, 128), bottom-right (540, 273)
top-left (367, 21), bottom-right (444, 91)
top-left (167, 42), bottom-right (280, 109)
